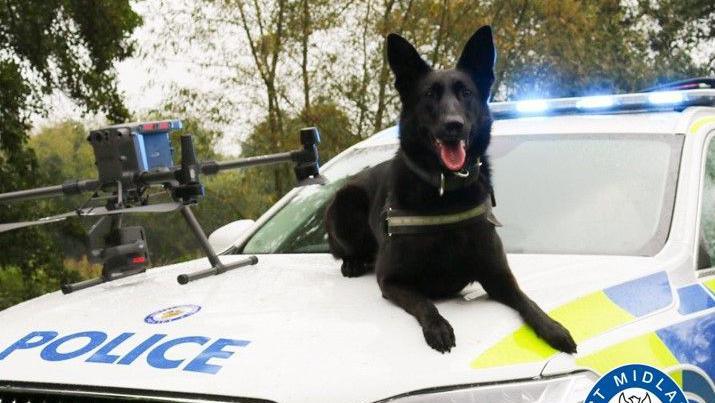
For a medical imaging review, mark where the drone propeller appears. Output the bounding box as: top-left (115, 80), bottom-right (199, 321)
top-left (0, 202), bottom-right (184, 234)
top-left (0, 211), bottom-right (78, 233)
top-left (78, 202), bottom-right (183, 216)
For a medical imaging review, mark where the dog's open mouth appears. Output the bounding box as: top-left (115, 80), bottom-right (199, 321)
top-left (435, 139), bottom-right (467, 171)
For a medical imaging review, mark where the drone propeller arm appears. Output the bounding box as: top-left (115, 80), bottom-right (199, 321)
top-left (200, 151), bottom-right (295, 175)
top-left (199, 127), bottom-right (321, 180)
top-left (0, 127), bottom-right (321, 206)
top-left (0, 179), bottom-right (99, 203)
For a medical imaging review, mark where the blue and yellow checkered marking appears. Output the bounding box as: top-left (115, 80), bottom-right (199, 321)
top-left (705, 278), bottom-right (715, 295)
top-left (471, 274), bottom-right (715, 400)
top-left (471, 271), bottom-right (672, 368)
top-left (605, 271), bottom-right (672, 316)
top-left (677, 284), bottom-right (715, 315)
top-left (657, 313), bottom-right (715, 384)
top-left (471, 273), bottom-right (715, 399)
top-left (689, 116), bottom-right (715, 135)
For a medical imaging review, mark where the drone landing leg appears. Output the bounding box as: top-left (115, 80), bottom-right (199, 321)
top-left (177, 205), bottom-right (257, 284)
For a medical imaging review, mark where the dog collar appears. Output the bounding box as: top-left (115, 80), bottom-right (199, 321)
top-left (385, 198), bottom-right (500, 236)
top-left (401, 153), bottom-right (481, 196)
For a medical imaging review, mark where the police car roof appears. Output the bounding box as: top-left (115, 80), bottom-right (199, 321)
top-left (356, 88), bottom-right (715, 148)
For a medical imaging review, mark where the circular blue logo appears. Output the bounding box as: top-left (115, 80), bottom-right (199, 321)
top-left (144, 304), bottom-right (201, 324)
top-left (586, 364), bottom-right (687, 403)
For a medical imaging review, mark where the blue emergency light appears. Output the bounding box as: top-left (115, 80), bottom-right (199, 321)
top-left (491, 86), bottom-right (715, 119)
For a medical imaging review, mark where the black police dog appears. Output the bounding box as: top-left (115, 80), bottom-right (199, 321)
top-left (325, 26), bottom-right (577, 354)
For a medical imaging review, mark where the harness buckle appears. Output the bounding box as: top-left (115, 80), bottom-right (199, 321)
top-left (454, 168), bottom-right (470, 178)
top-left (439, 173), bottom-right (445, 197)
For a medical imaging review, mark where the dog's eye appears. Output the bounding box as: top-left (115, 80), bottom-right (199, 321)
top-left (424, 88), bottom-right (436, 98)
top-left (461, 88), bottom-right (473, 97)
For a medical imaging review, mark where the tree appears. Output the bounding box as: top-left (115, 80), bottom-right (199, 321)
top-left (152, 0), bottom-right (360, 195)
top-left (0, 1), bottom-right (142, 122)
top-left (0, 1), bottom-right (141, 310)
top-left (239, 99), bottom-right (357, 217)
top-left (149, 0), bottom-right (715, 143)
top-left (29, 121), bottom-right (98, 259)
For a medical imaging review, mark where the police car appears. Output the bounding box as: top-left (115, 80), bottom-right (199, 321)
top-left (1, 80), bottom-right (715, 403)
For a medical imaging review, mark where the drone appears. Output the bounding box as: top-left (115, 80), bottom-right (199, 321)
top-left (0, 120), bottom-right (323, 294)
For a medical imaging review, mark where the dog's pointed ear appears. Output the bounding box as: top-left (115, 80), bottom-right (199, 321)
top-left (387, 33), bottom-right (431, 95)
top-left (457, 26), bottom-right (496, 101)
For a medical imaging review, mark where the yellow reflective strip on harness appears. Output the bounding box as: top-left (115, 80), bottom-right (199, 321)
top-left (576, 332), bottom-right (682, 385)
top-left (388, 201), bottom-right (489, 227)
top-left (689, 116), bottom-right (715, 135)
top-left (470, 291), bottom-right (633, 369)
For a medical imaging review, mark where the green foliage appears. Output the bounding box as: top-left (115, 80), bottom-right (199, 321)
top-left (0, 0), bottom-right (142, 121)
top-left (29, 122), bottom-right (100, 257)
top-left (0, 1), bottom-right (140, 310)
top-left (239, 99), bottom-right (361, 217)
top-left (0, 263), bottom-right (70, 311)
top-left (369, 0), bottom-right (713, 101)
top-left (0, 61), bottom-right (35, 190)
top-left (31, 121), bottom-right (97, 182)
top-left (0, 267), bottom-right (25, 309)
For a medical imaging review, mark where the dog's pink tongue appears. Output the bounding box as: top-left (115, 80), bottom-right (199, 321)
top-left (438, 140), bottom-right (466, 171)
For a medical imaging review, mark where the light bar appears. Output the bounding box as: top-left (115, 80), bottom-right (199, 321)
top-left (489, 88), bottom-right (715, 119)
top-left (576, 95), bottom-right (615, 109)
top-left (515, 99), bottom-right (549, 114)
top-left (648, 91), bottom-right (685, 105)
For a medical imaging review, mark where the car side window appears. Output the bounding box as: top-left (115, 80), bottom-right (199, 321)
top-left (698, 133), bottom-right (715, 269)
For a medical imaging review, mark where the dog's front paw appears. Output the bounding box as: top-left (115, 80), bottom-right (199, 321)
top-left (538, 319), bottom-right (577, 354)
top-left (341, 259), bottom-right (372, 278)
top-left (422, 315), bottom-right (456, 353)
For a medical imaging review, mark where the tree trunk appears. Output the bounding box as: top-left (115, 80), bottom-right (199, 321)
top-left (301, 0), bottom-right (311, 113)
top-left (372, 0), bottom-right (397, 133)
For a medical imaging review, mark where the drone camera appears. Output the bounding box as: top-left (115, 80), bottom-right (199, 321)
top-left (88, 120), bottom-right (182, 187)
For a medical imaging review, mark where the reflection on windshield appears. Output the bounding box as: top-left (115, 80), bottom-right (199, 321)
top-left (241, 179), bottom-right (345, 253)
top-left (242, 146), bottom-right (396, 254)
top-left (242, 134), bottom-right (681, 256)
top-left (490, 134), bottom-right (680, 255)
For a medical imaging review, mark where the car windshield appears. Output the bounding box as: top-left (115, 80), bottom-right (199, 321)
top-left (241, 133), bottom-right (683, 256)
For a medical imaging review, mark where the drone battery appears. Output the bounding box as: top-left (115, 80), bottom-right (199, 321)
top-left (135, 120), bottom-right (181, 170)
top-left (131, 132), bottom-right (169, 171)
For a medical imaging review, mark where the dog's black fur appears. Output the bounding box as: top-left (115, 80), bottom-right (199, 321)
top-left (325, 26), bottom-right (577, 354)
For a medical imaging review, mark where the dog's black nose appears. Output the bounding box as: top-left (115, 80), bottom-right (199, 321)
top-left (444, 116), bottom-right (464, 133)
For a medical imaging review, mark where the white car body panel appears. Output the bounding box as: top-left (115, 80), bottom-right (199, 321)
top-left (0, 253), bottom-right (668, 403)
